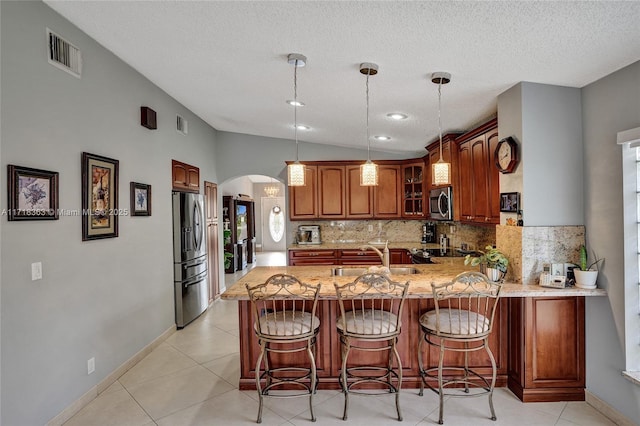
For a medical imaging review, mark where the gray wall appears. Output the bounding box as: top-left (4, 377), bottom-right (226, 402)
top-left (0, 2), bottom-right (218, 424)
top-left (582, 60), bottom-right (640, 422)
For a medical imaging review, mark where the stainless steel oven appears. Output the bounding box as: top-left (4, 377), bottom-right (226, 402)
top-left (429, 187), bottom-right (453, 221)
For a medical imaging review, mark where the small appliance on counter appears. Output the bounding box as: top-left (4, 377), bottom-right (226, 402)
top-left (421, 222), bottom-right (436, 243)
top-left (297, 225), bottom-right (321, 245)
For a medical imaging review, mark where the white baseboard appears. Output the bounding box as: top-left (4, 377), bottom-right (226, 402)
top-left (586, 390), bottom-right (638, 426)
top-left (46, 325), bottom-right (177, 426)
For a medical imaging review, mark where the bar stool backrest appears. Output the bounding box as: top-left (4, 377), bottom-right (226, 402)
top-left (430, 271), bottom-right (502, 340)
top-left (246, 274), bottom-right (320, 339)
top-left (334, 273), bottom-right (409, 339)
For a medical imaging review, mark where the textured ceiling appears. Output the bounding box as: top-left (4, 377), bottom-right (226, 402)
top-left (44, 1), bottom-right (640, 155)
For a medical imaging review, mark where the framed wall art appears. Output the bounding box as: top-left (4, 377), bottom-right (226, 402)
top-left (82, 152), bottom-right (119, 240)
top-left (500, 192), bottom-right (520, 213)
top-left (130, 182), bottom-right (151, 216)
top-left (7, 165), bottom-right (59, 221)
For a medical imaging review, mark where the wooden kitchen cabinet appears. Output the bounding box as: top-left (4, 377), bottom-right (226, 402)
top-left (373, 164), bottom-right (402, 218)
top-left (402, 162), bottom-right (426, 218)
top-left (338, 249), bottom-right (382, 265)
top-left (289, 165), bottom-right (318, 220)
top-left (171, 159), bottom-right (200, 193)
top-left (318, 165), bottom-right (346, 218)
top-left (288, 249), bottom-right (336, 266)
top-left (345, 165), bottom-right (374, 218)
top-left (455, 118), bottom-right (500, 224)
top-left (508, 297), bottom-right (585, 402)
top-left (390, 248), bottom-right (412, 264)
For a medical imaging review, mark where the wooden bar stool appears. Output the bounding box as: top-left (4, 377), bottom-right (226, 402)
top-left (418, 271), bottom-right (502, 424)
top-left (245, 274), bottom-right (321, 423)
top-left (334, 273), bottom-right (409, 421)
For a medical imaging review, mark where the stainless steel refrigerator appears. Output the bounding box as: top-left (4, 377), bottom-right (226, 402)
top-left (172, 192), bottom-right (208, 328)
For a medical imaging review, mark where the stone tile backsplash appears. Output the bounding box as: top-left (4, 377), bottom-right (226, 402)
top-left (497, 225), bottom-right (585, 285)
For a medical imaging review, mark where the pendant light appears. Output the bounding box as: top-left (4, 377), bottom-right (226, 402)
top-left (431, 72), bottom-right (451, 186)
top-left (264, 177), bottom-right (280, 198)
top-left (287, 53), bottom-right (307, 186)
top-left (360, 62), bottom-right (379, 186)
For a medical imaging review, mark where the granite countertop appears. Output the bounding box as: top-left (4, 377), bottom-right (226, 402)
top-left (288, 241), bottom-right (442, 250)
top-left (221, 264), bottom-right (607, 300)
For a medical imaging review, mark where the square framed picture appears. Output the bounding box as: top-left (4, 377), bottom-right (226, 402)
top-left (7, 165), bottom-right (59, 220)
top-left (500, 192), bottom-right (520, 213)
top-left (130, 182), bottom-right (151, 216)
top-left (82, 152), bottom-right (119, 241)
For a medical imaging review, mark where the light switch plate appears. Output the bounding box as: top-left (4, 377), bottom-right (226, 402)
top-left (31, 262), bottom-right (42, 281)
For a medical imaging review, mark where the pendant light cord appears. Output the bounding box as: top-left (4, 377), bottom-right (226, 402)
top-left (438, 80), bottom-right (443, 161)
top-left (366, 70), bottom-right (371, 161)
top-left (294, 60), bottom-right (299, 162)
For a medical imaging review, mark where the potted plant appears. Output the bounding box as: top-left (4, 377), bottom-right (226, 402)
top-left (464, 245), bottom-right (509, 282)
top-left (572, 244), bottom-right (604, 289)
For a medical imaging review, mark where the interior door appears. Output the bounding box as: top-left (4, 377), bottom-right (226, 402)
top-left (205, 181), bottom-right (220, 301)
top-left (261, 196), bottom-right (286, 252)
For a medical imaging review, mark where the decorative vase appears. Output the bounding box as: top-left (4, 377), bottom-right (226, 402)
top-left (574, 269), bottom-right (598, 289)
top-left (480, 264), bottom-right (504, 282)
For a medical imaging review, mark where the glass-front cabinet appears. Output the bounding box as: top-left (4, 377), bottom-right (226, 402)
top-left (402, 162), bottom-right (425, 217)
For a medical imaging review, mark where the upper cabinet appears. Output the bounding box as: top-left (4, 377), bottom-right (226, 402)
top-left (346, 165), bottom-right (374, 218)
top-left (455, 118), bottom-right (500, 225)
top-left (373, 164), bottom-right (402, 218)
top-left (289, 165), bottom-right (318, 220)
top-left (318, 165), bottom-right (346, 218)
top-left (172, 159), bottom-right (200, 193)
top-left (402, 161), bottom-right (426, 218)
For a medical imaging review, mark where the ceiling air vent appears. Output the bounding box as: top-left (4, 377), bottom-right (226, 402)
top-left (176, 115), bottom-right (188, 135)
top-left (47, 28), bottom-right (82, 78)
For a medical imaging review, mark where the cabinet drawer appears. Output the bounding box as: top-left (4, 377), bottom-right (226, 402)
top-left (289, 249), bottom-right (336, 259)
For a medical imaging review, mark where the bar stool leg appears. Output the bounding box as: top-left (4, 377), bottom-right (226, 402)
top-left (305, 340), bottom-right (317, 422)
top-left (255, 341), bottom-right (266, 424)
top-left (486, 338), bottom-right (497, 421)
top-left (340, 337), bottom-right (351, 421)
top-left (418, 332), bottom-right (425, 396)
top-left (437, 342), bottom-right (445, 425)
top-left (464, 343), bottom-right (470, 393)
top-left (392, 339), bottom-right (403, 421)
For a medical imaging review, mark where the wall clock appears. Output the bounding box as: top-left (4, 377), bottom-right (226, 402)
top-left (495, 136), bottom-right (519, 174)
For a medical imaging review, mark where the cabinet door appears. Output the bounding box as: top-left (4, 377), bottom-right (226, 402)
top-left (402, 162), bottom-right (425, 218)
top-left (318, 165), bottom-right (346, 218)
top-left (172, 159), bottom-right (200, 193)
top-left (457, 141), bottom-right (474, 221)
top-left (471, 135), bottom-right (489, 222)
top-left (345, 165), bottom-right (374, 218)
top-left (487, 131), bottom-right (501, 224)
top-left (289, 165), bottom-right (318, 219)
top-left (373, 165), bottom-right (401, 218)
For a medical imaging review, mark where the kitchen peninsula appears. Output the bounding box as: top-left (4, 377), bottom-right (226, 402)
top-left (222, 264), bottom-right (605, 403)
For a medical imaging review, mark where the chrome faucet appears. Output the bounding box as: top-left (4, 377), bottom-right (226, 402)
top-left (360, 241), bottom-right (390, 268)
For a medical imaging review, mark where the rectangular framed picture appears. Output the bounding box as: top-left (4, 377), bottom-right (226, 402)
top-left (130, 182), bottom-right (151, 216)
top-left (82, 152), bottom-right (119, 241)
top-left (7, 165), bottom-right (59, 221)
top-left (500, 192), bottom-right (520, 213)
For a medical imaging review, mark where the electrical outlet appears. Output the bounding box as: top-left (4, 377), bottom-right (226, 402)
top-left (368, 225), bottom-right (373, 232)
top-left (31, 262), bottom-right (42, 281)
top-left (87, 357), bottom-right (95, 375)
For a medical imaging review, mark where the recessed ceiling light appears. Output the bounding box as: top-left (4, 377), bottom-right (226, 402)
top-left (286, 100), bottom-right (305, 107)
top-left (374, 135), bottom-right (391, 141)
top-left (295, 124), bottom-right (310, 130)
top-left (387, 112), bottom-right (408, 120)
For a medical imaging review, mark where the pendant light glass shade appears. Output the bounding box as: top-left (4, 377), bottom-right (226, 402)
top-left (287, 163), bottom-right (305, 186)
top-left (360, 62), bottom-right (379, 186)
top-left (431, 72), bottom-right (451, 186)
top-left (287, 53), bottom-right (307, 187)
top-left (360, 160), bottom-right (379, 186)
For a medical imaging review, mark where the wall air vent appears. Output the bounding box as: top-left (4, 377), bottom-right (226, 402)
top-left (47, 28), bottom-right (82, 78)
top-left (176, 115), bottom-right (188, 135)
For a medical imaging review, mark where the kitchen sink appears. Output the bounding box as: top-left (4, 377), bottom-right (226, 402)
top-left (331, 267), bottom-right (419, 276)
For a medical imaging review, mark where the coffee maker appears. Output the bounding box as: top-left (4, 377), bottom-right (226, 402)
top-left (422, 222), bottom-right (436, 244)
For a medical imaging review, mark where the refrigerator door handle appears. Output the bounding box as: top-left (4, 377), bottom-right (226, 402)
top-left (193, 201), bottom-right (203, 252)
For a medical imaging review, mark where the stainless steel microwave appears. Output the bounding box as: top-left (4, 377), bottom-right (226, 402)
top-left (429, 187), bottom-right (453, 220)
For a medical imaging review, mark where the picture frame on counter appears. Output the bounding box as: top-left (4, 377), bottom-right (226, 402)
top-left (130, 182), bottom-right (151, 216)
top-left (500, 191), bottom-right (519, 213)
top-left (82, 152), bottom-right (119, 241)
top-left (7, 165), bottom-right (59, 221)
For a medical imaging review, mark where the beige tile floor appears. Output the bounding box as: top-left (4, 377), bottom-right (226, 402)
top-left (64, 252), bottom-right (618, 425)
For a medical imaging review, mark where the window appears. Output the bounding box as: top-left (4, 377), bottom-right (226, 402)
top-left (620, 127), bottom-right (640, 383)
top-left (268, 205), bottom-right (284, 243)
